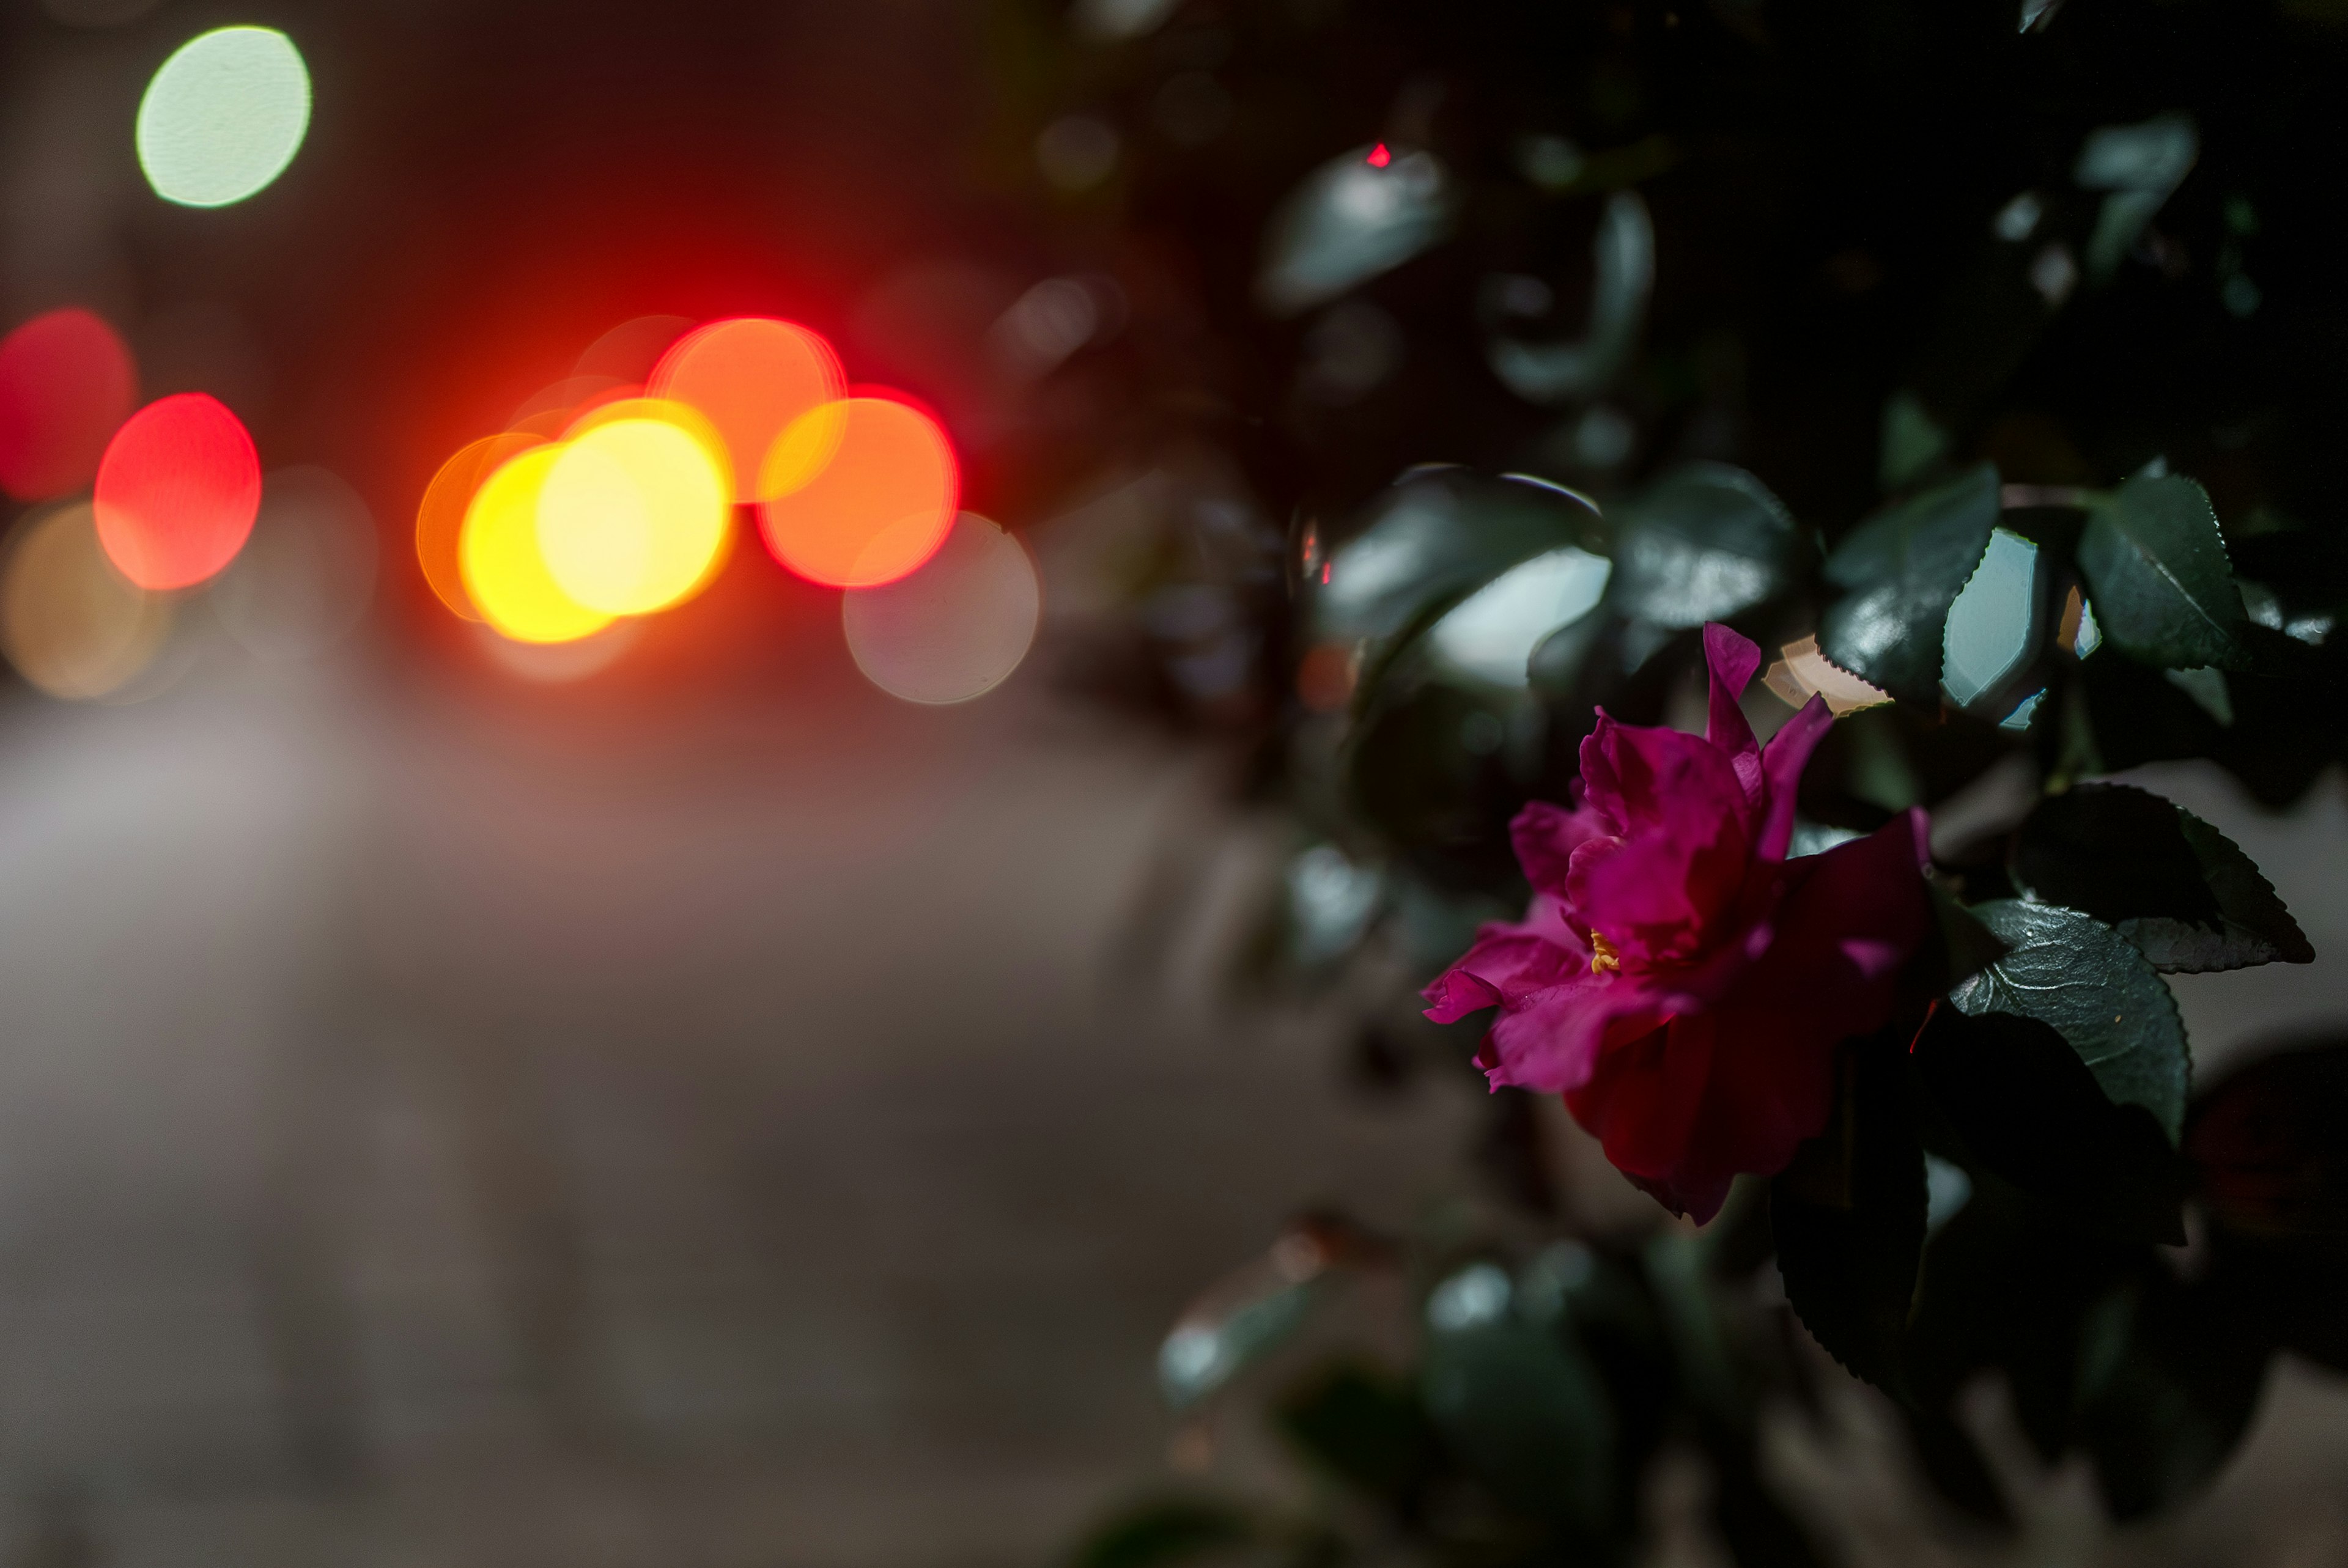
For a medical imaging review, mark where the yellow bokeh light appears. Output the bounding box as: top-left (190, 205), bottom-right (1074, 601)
top-left (459, 446), bottom-right (612, 644)
top-left (536, 413), bottom-right (731, 616)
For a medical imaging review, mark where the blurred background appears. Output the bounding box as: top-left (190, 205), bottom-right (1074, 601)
top-left (4, 0), bottom-right (2348, 1564)
top-left (0, 3), bottom-right (1475, 1562)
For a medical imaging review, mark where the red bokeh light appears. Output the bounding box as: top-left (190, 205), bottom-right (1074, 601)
top-left (755, 394), bottom-right (957, 588)
top-left (0, 308), bottom-right (138, 502)
top-left (649, 317), bottom-right (843, 503)
top-left (93, 393), bottom-right (262, 591)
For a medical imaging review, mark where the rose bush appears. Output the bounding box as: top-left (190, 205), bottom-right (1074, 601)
top-left (1423, 624), bottom-right (1932, 1221)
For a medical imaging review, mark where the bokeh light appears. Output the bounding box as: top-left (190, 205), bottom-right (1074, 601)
top-left (576, 315), bottom-right (691, 383)
top-left (537, 411), bottom-right (731, 614)
top-left (416, 432), bottom-right (542, 621)
top-left (135, 26), bottom-right (312, 208)
top-left (649, 318), bottom-right (842, 502)
top-left (0, 502), bottom-right (171, 701)
top-left (92, 392), bottom-right (261, 591)
top-left (459, 445), bottom-right (611, 644)
top-left (0, 309), bottom-right (138, 502)
top-left (756, 396), bottom-right (958, 587)
top-left (843, 513), bottom-right (1039, 704)
top-left (509, 375), bottom-right (630, 437)
top-left (215, 466), bottom-right (377, 661)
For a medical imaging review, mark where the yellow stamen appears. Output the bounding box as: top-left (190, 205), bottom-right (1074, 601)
top-left (1589, 932), bottom-right (1621, 975)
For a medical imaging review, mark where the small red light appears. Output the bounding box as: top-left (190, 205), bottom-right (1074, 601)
top-left (1367, 143), bottom-right (1391, 168)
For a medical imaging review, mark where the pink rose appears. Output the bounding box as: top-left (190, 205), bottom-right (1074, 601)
top-left (1422, 624), bottom-right (1932, 1223)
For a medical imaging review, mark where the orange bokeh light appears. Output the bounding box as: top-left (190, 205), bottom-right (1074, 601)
top-left (459, 445), bottom-right (611, 644)
top-left (92, 392), bottom-right (260, 591)
top-left (416, 431), bottom-right (543, 620)
top-left (0, 308), bottom-right (138, 502)
top-left (755, 396), bottom-right (958, 588)
top-left (649, 317), bottom-right (843, 503)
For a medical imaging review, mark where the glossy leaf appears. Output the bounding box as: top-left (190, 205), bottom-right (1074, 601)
top-left (1820, 463), bottom-right (2000, 707)
top-left (1771, 1030), bottom-right (1925, 1397)
top-left (1608, 463), bottom-right (1807, 628)
top-left (1257, 146), bottom-right (1455, 317)
top-left (1275, 1361), bottom-right (1439, 1504)
top-left (1420, 1262), bottom-right (1614, 1528)
top-left (1940, 528), bottom-right (2043, 710)
top-left (2075, 476), bottom-right (2246, 671)
top-left (1487, 191), bottom-right (1654, 405)
top-left (1316, 470), bottom-right (1599, 646)
top-left (1950, 901), bottom-right (2190, 1143)
top-left (2072, 1273), bottom-right (2269, 1521)
top-left (2012, 782), bottom-right (2311, 973)
top-left (1913, 1006), bottom-right (2185, 1244)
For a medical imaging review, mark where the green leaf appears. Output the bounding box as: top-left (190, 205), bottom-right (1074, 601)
top-left (1771, 1030), bottom-right (1925, 1397)
top-left (1820, 463), bottom-right (2000, 708)
top-left (1420, 1264), bottom-right (1614, 1528)
top-left (1950, 902), bottom-right (2191, 1143)
top-left (1316, 471), bottom-right (1600, 646)
top-left (1913, 1006), bottom-right (2185, 1244)
top-left (2012, 783), bottom-right (2312, 973)
top-left (1159, 1257), bottom-right (1324, 1409)
top-left (1608, 463), bottom-right (1809, 628)
top-left (2072, 1273), bottom-right (2270, 1522)
top-left (1920, 880), bottom-right (2009, 992)
top-left (1274, 1361), bottom-right (1438, 1504)
top-left (1257, 145), bottom-right (1455, 317)
top-left (1879, 390), bottom-right (1954, 493)
top-left (2075, 475), bottom-right (2246, 671)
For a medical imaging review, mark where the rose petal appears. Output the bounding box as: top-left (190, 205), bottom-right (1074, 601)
top-left (1578, 712), bottom-right (1752, 847)
top-left (1481, 970), bottom-right (1663, 1094)
top-left (1420, 902), bottom-right (1590, 1023)
top-left (1755, 694), bottom-right (1834, 862)
top-left (1702, 622), bottom-right (1766, 825)
top-left (1510, 799), bottom-right (1612, 899)
top-left (1568, 820), bottom-right (1748, 966)
top-left (1565, 1011), bottom-right (1720, 1213)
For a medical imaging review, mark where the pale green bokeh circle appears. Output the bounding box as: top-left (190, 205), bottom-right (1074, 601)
top-left (136, 27), bottom-right (311, 208)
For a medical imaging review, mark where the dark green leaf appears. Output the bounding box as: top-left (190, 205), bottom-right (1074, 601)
top-left (2076, 475), bottom-right (2246, 671)
top-left (1421, 1265), bottom-right (1614, 1528)
top-left (1913, 1006), bottom-right (2184, 1243)
top-left (1918, 880), bottom-right (2009, 993)
top-left (2143, 811), bottom-right (2316, 969)
top-left (1771, 1031), bottom-right (1925, 1397)
top-left (1316, 471), bottom-right (1598, 646)
top-left (1345, 681), bottom-right (1526, 887)
top-left (2072, 1273), bottom-right (2270, 1521)
top-left (2012, 783), bottom-right (2311, 972)
top-left (1159, 1262), bottom-right (1323, 1410)
top-left (1608, 463), bottom-right (1809, 628)
top-left (1274, 1361), bottom-right (1438, 1504)
top-left (1949, 902), bottom-right (2190, 1143)
top-left (1904, 1187), bottom-right (2136, 1457)
top-left (1820, 463), bottom-right (2000, 707)
top-left (1257, 145), bottom-right (1455, 317)
top-left (1072, 1501), bottom-right (1255, 1568)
